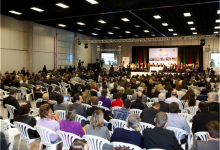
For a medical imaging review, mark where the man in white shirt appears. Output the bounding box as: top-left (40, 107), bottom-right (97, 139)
top-left (165, 90), bottom-right (183, 110)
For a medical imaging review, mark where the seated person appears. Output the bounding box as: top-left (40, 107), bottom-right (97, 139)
top-left (70, 84), bottom-right (82, 97)
top-left (130, 91), bottom-right (145, 110)
top-left (98, 89), bottom-right (112, 113)
top-left (112, 92), bottom-right (123, 107)
top-left (110, 84), bottom-right (119, 94)
top-left (191, 121), bottom-right (219, 150)
top-left (34, 86), bottom-right (43, 100)
top-left (124, 84), bottom-right (134, 95)
top-left (36, 93), bottom-right (54, 111)
top-left (49, 87), bottom-right (60, 100)
top-left (143, 112), bottom-right (183, 149)
top-left (60, 106), bottom-right (85, 137)
top-left (200, 83), bottom-right (211, 95)
top-left (53, 94), bottom-right (69, 111)
top-left (111, 113), bottom-right (144, 148)
top-left (36, 104), bottom-right (60, 142)
top-left (69, 139), bottom-right (88, 150)
top-left (14, 104), bottom-right (39, 139)
top-left (113, 99), bottom-right (131, 121)
top-left (113, 87), bottom-right (127, 100)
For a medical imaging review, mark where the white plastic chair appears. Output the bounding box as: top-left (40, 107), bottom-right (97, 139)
top-left (112, 142), bottom-right (143, 150)
top-left (83, 135), bottom-right (111, 150)
top-left (200, 87), bottom-right (205, 91)
top-left (55, 110), bottom-right (66, 121)
top-left (61, 82), bottom-right (70, 94)
top-left (0, 119), bottom-right (20, 150)
top-left (166, 127), bottom-right (191, 150)
top-left (181, 89), bottom-right (188, 93)
top-left (183, 106), bottom-right (198, 116)
top-left (139, 122), bottom-right (155, 135)
top-left (56, 130), bottom-right (82, 150)
top-left (35, 125), bottom-right (62, 150)
top-left (5, 104), bottom-right (17, 121)
top-left (36, 98), bottom-right (43, 103)
top-left (30, 108), bottom-right (39, 116)
top-left (130, 109), bottom-right (142, 116)
top-left (146, 102), bottom-right (154, 108)
top-left (111, 106), bottom-right (122, 115)
top-left (210, 82), bottom-right (215, 89)
top-left (97, 92), bottom-right (101, 97)
top-left (194, 131), bottom-right (208, 141)
top-left (75, 115), bottom-right (88, 125)
top-left (14, 121), bottom-right (39, 150)
top-left (20, 87), bottom-right (31, 101)
top-left (82, 103), bottom-right (92, 110)
top-left (151, 98), bottom-right (158, 102)
top-left (178, 113), bottom-right (193, 123)
top-left (50, 84), bottom-right (58, 92)
top-left (64, 101), bottom-right (73, 105)
top-left (109, 119), bottom-right (126, 132)
top-left (160, 90), bottom-right (167, 94)
top-left (127, 95), bottom-right (132, 100)
top-left (97, 105), bottom-right (111, 111)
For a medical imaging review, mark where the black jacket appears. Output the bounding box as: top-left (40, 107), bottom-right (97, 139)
top-left (34, 93), bottom-right (43, 100)
top-left (110, 88), bottom-right (119, 95)
top-left (131, 99), bottom-right (145, 110)
top-left (3, 96), bottom-right (20, 118)
top-left (192, 110), bottom-right (219, 134)
top-left (143, 127), bottom-right (183, 150)
top-left (70, 90), bottom-right (82, 98)
top-left (14, 115), bottom-right (40, 139)
top-left (208, 102), bottom-right (219, 113)
top-left (49, 92), bottom-right (59, 101)
top-left (113, 93), bottom-right (127, 101)
top-left (36, 101), bottom-right (54, 111)
top-left (93, 62), bottom-right (100, 72)
top-left (86, 106), bottom-right (110, 121)
top-left (140, 107), bottom-right (161, 125)
top-left (159, 101), bottom-right (170, 113)
top-left (131, 83), bottom-right (139, 89)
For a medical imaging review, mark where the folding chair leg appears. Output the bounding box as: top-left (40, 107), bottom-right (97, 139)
top-left (18, 136), bottom-right (21, 150)
top-left (8, 136), bottom-right (15, 150)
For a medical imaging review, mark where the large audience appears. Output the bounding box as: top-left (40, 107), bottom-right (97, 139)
top-left (0, 66), bottom-right (220, 150)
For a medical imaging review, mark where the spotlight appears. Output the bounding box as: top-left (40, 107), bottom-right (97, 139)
top-left (84, 43), bottom-right (88, 48)
top-left (200, 39), bottom-right (205, 46)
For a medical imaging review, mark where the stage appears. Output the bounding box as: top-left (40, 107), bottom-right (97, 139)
top-left (131, 72), bottom-right (177, 76)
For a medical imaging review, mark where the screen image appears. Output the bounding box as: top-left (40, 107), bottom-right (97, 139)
top-left (149, 48), bottom-right (178, 65)
top-left (101, 53), bottom-right (117, 65)
top-left (64, 96), bottom-right (70, 101)
top-left (210, 53), bottom-right (220, 67)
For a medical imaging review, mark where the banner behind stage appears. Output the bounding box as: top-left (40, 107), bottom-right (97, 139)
top-left (122, 57), bottom-right (129, 67)
top-left (149, 48), bottom-right (178, 65)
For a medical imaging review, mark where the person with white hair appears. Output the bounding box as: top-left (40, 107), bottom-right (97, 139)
top-left (110, 113), bottom-right (144, 148)
top-left (207, 92), bottom-right (220, 113)
top-left (131, 87), bottom-right (147, 102)
top-left (165, 90), bottom-right (183, 110)
top-left (158, 93), bottom-right (169, 112)
top-left (113, 87), bottom-right (127, 100)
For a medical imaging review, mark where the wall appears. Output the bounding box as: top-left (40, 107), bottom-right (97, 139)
top-left (0, 15), bottom-right (28, 73)
top-left (102, 38), bottom-right (219, 69)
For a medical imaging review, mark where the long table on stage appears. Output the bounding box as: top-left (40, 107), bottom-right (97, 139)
top-left (150, 67), bottom-right (163, 72)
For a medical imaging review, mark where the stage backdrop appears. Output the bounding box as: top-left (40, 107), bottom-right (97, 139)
top-left (132, 45), bottom-right (203, 69)
top-left (149, 48), bottom-right (178, 65)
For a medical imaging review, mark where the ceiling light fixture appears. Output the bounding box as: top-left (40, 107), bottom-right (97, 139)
top-left (153, 15), bottom-right (161, 19)
top-left (192, 32), bottom-right (197, 34)
top-left (173, 33), bottom-right (178, 35)
top-left (190, 28), bottom-right (196, 30)
top-left (77, 29), bottom-right (83, 31)
top-left (214, 31), bottom-right (219, 33)
top-left (125, 31), bottom-right (131, 33)
top-left (218, 10), bottom-right (220, 14)
top-left (108, 32), bottom-right (114, 34)
top-left (92, 33), bottom-right (98, 35)
top-left (134, 35), bottom-right (139, 37)
top-left (31, 7), bottom-right (44, 12)
top-left (58, 24), bottom-right (66, 27)
top-left (162, 23), bottom-right (168, 26)
top-left (183, 13), bottom-right (191, 17)
top-left (215, 26), bottom-right (220, 29)
top-left (168, 29), bottom-right (173, 31)
top-left (187, 21), bottom-right (194, 24)
top-left (216, 20), bottom-right (220, 22)
top-left (113, 27), bottom-right (120, 29)
top-left (134, 25), bottom-right (141, 28)
top-left (121, 18), bottom-right (130, 21)
top-left (94, 28), bottom-right (101, 30)
top-left (144, 30), bottom-right (149, 32)
top-left (9, 10), bottom-right (22, 15)
top-left (56, 3), bottom-right (69, 8)
top-left (77, 22), bottom-right (85, 25)
top-left (151, 34), bottom-right (156, 36)
top-left (98, 20), bottom-right (106, 23)
top-left (86, 0), bottom-right (99, 4)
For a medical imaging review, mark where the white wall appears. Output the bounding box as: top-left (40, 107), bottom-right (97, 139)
top-left (0, 15), bottom-right (28, 73)
top-left (103, 39), bottom-right (219, 69)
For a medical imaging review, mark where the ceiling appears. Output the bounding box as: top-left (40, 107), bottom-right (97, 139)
top-left (1, 0), bottom-right (220, 39)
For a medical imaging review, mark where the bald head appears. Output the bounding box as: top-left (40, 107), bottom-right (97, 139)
top-left (137, 91), bottom-right (143, 100)
top-left (42, 93), bottom-right (49, 101)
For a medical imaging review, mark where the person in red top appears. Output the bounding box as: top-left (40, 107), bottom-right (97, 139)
top-left (112, 92), bottom-right (123, 107)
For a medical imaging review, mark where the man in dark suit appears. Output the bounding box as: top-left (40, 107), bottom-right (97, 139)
top-left (93, 59), bottom-right (100, 82)
top-left (143, 112), bottom-right (183, 150)
top-left (11, 76), bottom-right (20, 87)
top-left (36, 93), bottom-right (54, 111)
top-left (130, 92), bottom-right (145, 110)
top-left (113, 87), bottom-right (127, 100)
top-left (49, 86), bottom-right (60, 100)
top-left (191, 121), bottom-right (220, 150)
top-left (86, 96), bottom-right (110, 121)
top-left (34, 86), bottom-right (43, 100)
top-left (158, 93), bottom-right (169, 112)
top-left (192, 101), bottom-right (219, 134)
top-left (207, 92), bottom-right (220, 113)
top-left (78, 60), bottom-right (81, 71)
top-left (140, 102), bottom-right (161, 125)
top-left (110, 83), bottom-right (119, 94)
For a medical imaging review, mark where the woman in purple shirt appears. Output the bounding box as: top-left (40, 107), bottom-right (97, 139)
top-left (60, 106), bottom-right (85, 137)
top-left (36, 104), bottom-right (60, 142)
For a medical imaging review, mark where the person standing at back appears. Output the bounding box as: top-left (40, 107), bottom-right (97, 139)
top-left (94, 59), bottom-right (101, 82)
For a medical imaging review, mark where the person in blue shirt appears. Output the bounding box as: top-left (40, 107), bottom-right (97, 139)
top-left (113, 99), bottom-right (131, 121)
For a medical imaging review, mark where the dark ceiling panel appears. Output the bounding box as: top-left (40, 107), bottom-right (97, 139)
top-left (1, 0), bottom-right (219, 39)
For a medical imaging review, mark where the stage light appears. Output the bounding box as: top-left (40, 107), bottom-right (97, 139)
top-left (121, 18), bottom-right (130, 21)
top-left (113, 27), bottom-right (120, 29)
top-left (183, 13), bottom-right (191, 17)
top-left (214, 31), bottom-right (219, 33)
top-left (187, 21), bottom-right (194, 24)
top-left (168, 29), bottom-right (173, 31)
top-left (192, 32), bottom-right (197, 34)
top-left (125, 31), bottom-right (131, 33)
top-left (151, 34), bottom-right (156, 36)
top-left (215, 26), bottom-right (220, 29)
top-left (58, 24), bottom-right (66, 27)
top-left (216, 20), bottom-right (220, 22)
top-left (84, 43), bottom-right (88, 48)
top-left (162, 23), bottom-right (168, 26)
top-left (173, 33), bottom-right (177, 35)
top-left (153, 15), bottom-right (161, 19)
top-left (92, 33), bottom-right (98, 35)
top-left (134, 35), bottom-right (139, 37)
top-left (86, 0), bottom-right (98, 4)
top-left (98, 20), bottom-right (106, 23)
top-left (190, 28), bottom-right (196, 30)
top-left (134, 25), bottom-right (141, 28)
top-left (218, 10), bottom-right (220, 14)
top-left (108, 32), bottom-right (114, 34)
top-left (94, 28), bottom-right (101, 30)
top-left (31, 7), bottom-right (44, 12)
top-left (77, 22), bottom-right (85, 25)
top-left (56, 3), bottom-right (69, 8)
top-left (144, 30), bottom-right (149, 32)
top-left (200, 39), bottom-right (205, 46)
top-left (9, 10), bottom-right (22, 15)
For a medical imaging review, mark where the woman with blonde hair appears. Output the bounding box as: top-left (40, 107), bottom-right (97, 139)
top-left (60, 106), bottom-right (85, 137)
top-left (90, 81), bottom-right (99, 91)
top-left (110, 113), bottom-right (144, 148)
top-left (82, 85), bottom-right (91, 104)
top-left (84, 110), bottom-right (113, 150)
